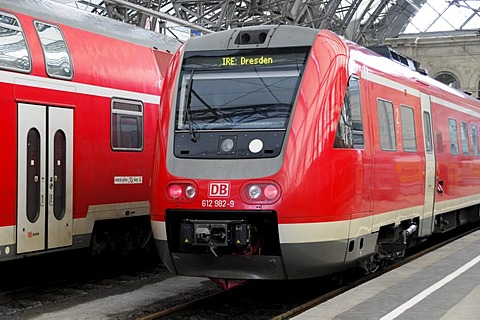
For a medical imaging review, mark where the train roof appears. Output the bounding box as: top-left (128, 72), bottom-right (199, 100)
top-left (0, 0), bottom-right (180, 53)
top-left (343, 35), bottom-right (480, 106)
top-left (182, 25), bottom-right (318, 51)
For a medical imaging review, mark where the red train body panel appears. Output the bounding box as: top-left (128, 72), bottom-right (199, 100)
top-left (0, 0), bottom-right (179, 259)
top-left (151, 25), bottom-right (480, 281)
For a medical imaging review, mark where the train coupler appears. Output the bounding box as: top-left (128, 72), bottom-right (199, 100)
top-left (180, 219), bottom-right (251, 255)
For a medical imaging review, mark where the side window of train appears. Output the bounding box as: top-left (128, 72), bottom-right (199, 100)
top-left (111, 99), bottom-right (144, 151)
top-left (448, 118), bottom-right (459, 155)
top-left (401, 105), bottom-right (417, 152)
top-left (0, 12), bottom-right (32, 73)
top-left (34, 21), bottom-right (73, 80)
top-left (377, 99), bottom-right (396, 151)
top-left (472, 124), bottom-right (479, 156)
top-left (460, 121), bottom-right (470, 155)
top-left (333, 76), bottom-right (364, 149)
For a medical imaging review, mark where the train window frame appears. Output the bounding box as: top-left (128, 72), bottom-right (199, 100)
top-left (460, 121), bottom-right (470, 155)
top-left (333, 75), bottom-right (364, 149)
top-left (0, 11), bottom-right (32, 73)
top-left (34, 21), bottom-right (73, 80)
top-left (111, 98), bottom-right (144, 152)
top-left (448, 118), bottom-right (459, 155)
top-left (400, 105), bottom-right (417, 152)
top-left (377, 99), bottom-right (396, 151)
top-left (472, 124), bottom-right (479, 156)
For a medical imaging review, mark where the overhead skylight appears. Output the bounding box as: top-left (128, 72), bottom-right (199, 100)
top-left (403, 0), bottom-right (480, 33)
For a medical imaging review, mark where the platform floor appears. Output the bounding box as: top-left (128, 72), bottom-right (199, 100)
top-left (293, 230), bottom-right (480, 320)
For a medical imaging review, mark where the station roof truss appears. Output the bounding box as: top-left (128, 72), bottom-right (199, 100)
top-left (60, 0), bottom-right (480, 45)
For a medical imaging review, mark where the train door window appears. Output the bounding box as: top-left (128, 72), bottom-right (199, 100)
top-left (111, 99), bottom-right (143, 151)
top-left (26, 128), bottom-right (41, 223)
top-left (449, 118), bottom-right (459, 155)
top-left (460, 121), bottom-right (470, 155)
top-left (423, 112), bottom-right (433, 153)
top-left (34, 21), bottom-right (73, 80)
top-left (377, 99), bottom-right (396, 151)
top-left (0, 11), bottom-right (31, 73)
top-left (401, 106), bottom-right (416, 152)
top-left (472, 125), bottom-right (479, 156)
top-left (54, 130), bottom-right (66, 220)
top-left (333, 76), bottom-right (364, 149)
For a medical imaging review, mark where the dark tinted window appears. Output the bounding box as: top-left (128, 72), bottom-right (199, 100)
top-left (111, 99), bottom-right (143, 151)
top-left (26, 128), bottom-right (40, 223)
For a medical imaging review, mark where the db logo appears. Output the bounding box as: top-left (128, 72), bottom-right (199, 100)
top-left (208, 182), bottom-right (230, 197)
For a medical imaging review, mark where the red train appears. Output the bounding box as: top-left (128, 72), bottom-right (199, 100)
top-left (0, 0), bottom-right (179, 260)
top-left (151, 25), bottom-right (480, 283)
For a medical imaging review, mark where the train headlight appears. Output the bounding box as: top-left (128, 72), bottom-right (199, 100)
top-left (220, 138), bottom-right (235, 152)
top-left (241, 181), bottom-right (281, 205)
top-left (185, 185), bottom-right (197, 199)
top-left (165, 181), bottom-right (198, 203)
top-left (248, 185), bottom-right (262, 199)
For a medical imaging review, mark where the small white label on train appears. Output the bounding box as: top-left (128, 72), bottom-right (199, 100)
top-left (114, 176), bottom-right (143, 184)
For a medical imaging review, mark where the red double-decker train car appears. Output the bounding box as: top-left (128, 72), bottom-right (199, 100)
top-left (0, 0), bottom-right (179, 261)
top-left (151, 25), bottom-right (480, 283)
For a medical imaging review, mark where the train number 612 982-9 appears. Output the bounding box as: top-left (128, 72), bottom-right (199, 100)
top-left (201, 199), bottom-right (235, 208)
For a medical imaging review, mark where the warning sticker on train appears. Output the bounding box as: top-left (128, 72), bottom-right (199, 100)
top-left (114, 176), bottom-right (143, 184)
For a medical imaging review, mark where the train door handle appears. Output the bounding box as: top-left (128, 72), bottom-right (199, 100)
top-left (49, 194), bottom-right (53, 206)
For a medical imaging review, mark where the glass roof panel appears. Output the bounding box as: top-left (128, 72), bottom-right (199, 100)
top-left (464, 14), bottom-right (480, 29)
top-left (403, 4), bottom-right (441, 33)
top-left (403, 0), bottom-right (480, 34)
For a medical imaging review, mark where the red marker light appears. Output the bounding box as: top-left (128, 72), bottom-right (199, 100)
top-left (264, 184), bottom-right (278, 200)
top-left (168, 184), bottom-right (182, 200)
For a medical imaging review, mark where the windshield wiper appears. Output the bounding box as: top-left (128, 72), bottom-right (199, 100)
top-left (185, 69), bottom-right (197, 142)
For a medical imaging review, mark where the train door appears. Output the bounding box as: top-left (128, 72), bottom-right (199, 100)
top-left (17, 103), bottom-right (73, 254)
top-left (420, 93), bottom-right (435, 236)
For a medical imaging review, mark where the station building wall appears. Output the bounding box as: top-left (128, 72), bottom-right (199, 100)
top-left (384, 32), bottom-right (480, 98)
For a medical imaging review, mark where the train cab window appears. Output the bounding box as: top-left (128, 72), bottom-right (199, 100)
top-left (34, 21), bottom-right (73, 80)
top-left (401, 106), bottom-right (416, 152)
top-left (111, 99), bottom-right (143, 151)
top-left (0, 12), bottom-right (31, 73)
top-left (460, 121), bottom-right (470, 155)
top-left (449, 118), bottom-right (459, 155)
top-left (472, 125), bottom-right (479, 155)
top-left (377, 99), bottom-right (396, 151)
top-left (334, 76), bottom-right (364, 149)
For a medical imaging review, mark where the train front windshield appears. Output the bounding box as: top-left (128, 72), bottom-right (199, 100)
top-left (175, 48), bottom-right (309, 132)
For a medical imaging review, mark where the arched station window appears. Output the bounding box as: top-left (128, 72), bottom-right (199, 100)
top-left (435, 72), bottom-right (459, 89)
